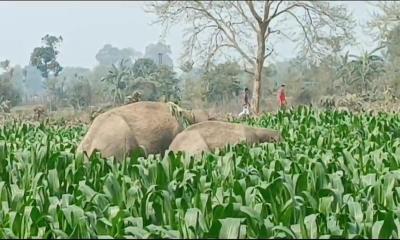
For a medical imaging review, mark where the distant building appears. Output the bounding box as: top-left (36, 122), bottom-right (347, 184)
top-left (144, 42), bottom-right (174, 68)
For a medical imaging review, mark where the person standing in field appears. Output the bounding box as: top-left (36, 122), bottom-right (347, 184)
top-left (238, 87), bottom-right (251, 117)
top-left (277, 84), bottom-right (287, 109)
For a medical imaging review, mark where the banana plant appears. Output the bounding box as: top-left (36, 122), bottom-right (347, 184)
top-left (346, 46), bottom-right (386, 94)
top-left (101, 59), bottom-right (133, 105)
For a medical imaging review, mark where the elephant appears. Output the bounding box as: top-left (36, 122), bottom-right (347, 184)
top-left (169, 121), bottom-right (282, 155)
top-left (77, 101), bottom-right (212, 161)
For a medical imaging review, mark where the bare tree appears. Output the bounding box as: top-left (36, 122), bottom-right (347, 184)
top-left (146, 1), bottom-right (355, 113)
top-left (367, 1), bottom-right (400, 95)
top-left (368, 1), bottom-right (400, 38)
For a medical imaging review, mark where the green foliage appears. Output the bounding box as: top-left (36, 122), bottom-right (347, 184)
top-left (201, 62), bottom-right (242, 105)
top-left (0, 60), bottom-right (10, 70)
top-left (0, 107), bottom-right (400, 238)
top-left (155, 66), bottom-right (181, 103)
top-left (344, 47), bottom-right (386, 93)
top-left (30, 34), bottom-right (63, 79)
top-left (181, 62), bottom-right (245, 108)
top-left (101, 58), bottom-right (181, 105)
top-left (179, 61), bottom-right (194, 73)
top-left (101, 59), bottom-right (133, 104)
top-left (132, 58), bottom-right (158, 78)
top-left (385, 24), bottom-right (400, 61)
top-left (0, 60), bottom-right (22, 106)
top-left (66, 75), bottom-right (92, 110)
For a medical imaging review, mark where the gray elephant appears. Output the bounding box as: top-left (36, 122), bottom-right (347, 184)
top-left (169, 121), bottom-right (282, 155)
top-left (77, 101), bottom-right (212, 160)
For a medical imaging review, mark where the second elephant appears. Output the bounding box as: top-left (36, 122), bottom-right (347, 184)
top-left (169, 121), bottom-right (282, 155)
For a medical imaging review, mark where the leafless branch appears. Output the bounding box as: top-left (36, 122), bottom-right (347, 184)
top-left (147, 0), bottom-right (354, 78)
top-left (245, 1), bottom-right (262, 24)
top-left (269, 2), bottom-right (302, 21)
top-left (287, 10), bottom-right (313, 49)
top-left (230, 2), bottom-right (258, 32)
top-left (187, 2), bottom-right (255, 65)
top-left (243, 63), bottom-right (255, 75)
top-left (263, 1), bottom-right (271, 22)
top-left (264, 48), bottom-right (274, 59)
top-left (269, 0), bottom-right (284, 20)
top-left (205, 43), bottom-right (234, 70)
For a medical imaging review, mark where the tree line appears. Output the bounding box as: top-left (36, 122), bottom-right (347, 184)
top-left (1, 1), bottom-right (400, 113)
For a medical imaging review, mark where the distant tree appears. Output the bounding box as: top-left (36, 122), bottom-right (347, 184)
top-left (56, 67), bottom-right (92, 106)
top-left (0, 60), bottom-right (22, 106)
top-left (368, 2), bottom-right (400, 96)
top-left (180, 66), bottom-right (206, 108)
top-left (385, 24), bottom-right (400, 61)
top-left (130, 59), bottom-right (181, 102)
top-left (22, 65), bottom-right (45, 96)
top-left (100, 57), bottom-right (182, 104)
top-left (154, 65), bottom-right (181, 102)
top-left (368, 1), bottom-right (400, 44)
top-left (179, 60), bottom-right (194, 73)
top-left (8, 65), bottom-right (27, 103)
top-left (95, 44), bottom-right (142, 66)
top-left (29, 34), bottom-right (64, 110)
top-left (87, 65), bottom-right (113, 103)
top-left (383, 24), bottom-right (400, 95)
top-left (30, 34), bottom-right (63, 79)
top-left (0, 60), bottom-right (10, 70)
top-left (59, 67), bottom-right (91, 81)
top-left (101, 59), bottom-right (133, 105)
top-left (96, 44), bottom-right (122, 66)
top-left (336, 51), bottom-right (354, 94)
top-left (200, 62), bottom-right (242, 106)
top-left (132, 58), bottom-right (159, 77)
top-left (66, 75), bottom-right (92, 110)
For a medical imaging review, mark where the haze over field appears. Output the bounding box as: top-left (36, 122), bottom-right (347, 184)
top-left (0, 1), bottom-right (377, 69)
top-left (0, 1), bottom-right (399, 115)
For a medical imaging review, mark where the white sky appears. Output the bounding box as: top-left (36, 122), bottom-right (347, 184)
top-left (0, 1), bottom-right (379, 69)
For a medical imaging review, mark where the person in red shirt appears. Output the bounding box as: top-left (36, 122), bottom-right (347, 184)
top-left (277, 84), bottom-right (287, 109)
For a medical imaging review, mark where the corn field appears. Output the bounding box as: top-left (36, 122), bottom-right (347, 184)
top-left (0, 107), bottom-right (400, 238)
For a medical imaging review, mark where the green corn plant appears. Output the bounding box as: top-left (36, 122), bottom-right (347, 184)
top-left (0, 107), bottom-right (399, 238)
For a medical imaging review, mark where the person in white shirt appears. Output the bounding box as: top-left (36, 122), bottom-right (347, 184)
top-left (238, 87), bottom-right (250, 117)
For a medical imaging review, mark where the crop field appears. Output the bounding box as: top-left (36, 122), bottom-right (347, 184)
top-left (0, 107), bottom-right (400, 238)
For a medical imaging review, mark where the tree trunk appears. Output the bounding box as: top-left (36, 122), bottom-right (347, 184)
top-left (252, 27), bottom-right (267, 114)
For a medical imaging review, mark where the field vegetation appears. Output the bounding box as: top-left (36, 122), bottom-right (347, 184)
top-left (0, 107), bottom-right (399, 238)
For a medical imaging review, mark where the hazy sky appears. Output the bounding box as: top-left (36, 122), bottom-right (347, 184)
top-left (0, 1), bottom-right (378, 69)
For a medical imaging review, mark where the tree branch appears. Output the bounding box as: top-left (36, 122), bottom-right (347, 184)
top-left (269, 2), bottom-right (315, 22)
top-left (264, 48), bottom-right (274, 59)
top-left (245, 1), bottom-right (263, 24)
top-left (204, 30), bottom-right (234, 69)
top-left (189, 2), bottom-right (255, 65)
top-left (230, 2), bottom-right (258, 32)
top-left (287, 10), bottom-right (312, 49)
top-left (264, 1), bottom-right (271, 22)
top-left (242, 63), bottom-right (255, 75)
top-left (269, 0), bottom-right (284, 20)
